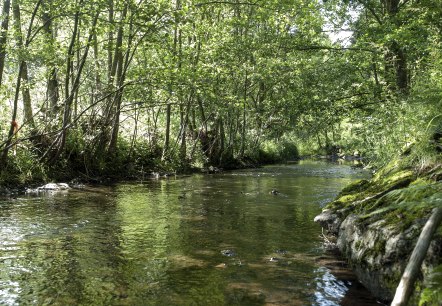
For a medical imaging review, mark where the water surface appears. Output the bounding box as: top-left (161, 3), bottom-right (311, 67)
top-left (0, 161), bottom-right (378, 305)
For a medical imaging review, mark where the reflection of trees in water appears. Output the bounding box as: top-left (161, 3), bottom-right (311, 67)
top-left (5, 191), bottom-right (128, 305)
top-left (1, 164), bottom-right (377, 305)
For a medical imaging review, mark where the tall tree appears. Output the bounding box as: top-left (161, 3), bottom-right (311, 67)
top-left (0, 0), bottom-right (10, 86)
top-left (12, 1), bottom-right (35, 128)
top-left (42, 0), bottom-right (59, 118)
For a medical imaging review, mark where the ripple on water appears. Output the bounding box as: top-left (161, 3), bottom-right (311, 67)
top-left (0, 162), bottom-right (377, 305)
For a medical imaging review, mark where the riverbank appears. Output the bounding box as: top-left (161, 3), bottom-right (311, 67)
top-left (0, 137), bottom-right (303, 195)
top-left (314, 158), bottom-right (442, 305)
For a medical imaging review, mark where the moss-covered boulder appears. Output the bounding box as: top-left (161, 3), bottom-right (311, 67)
top-left (314, 160), bottom-right (442, 304)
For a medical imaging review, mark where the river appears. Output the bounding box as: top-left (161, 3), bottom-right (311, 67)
top-left (0, 161), bottom-right (380, 305)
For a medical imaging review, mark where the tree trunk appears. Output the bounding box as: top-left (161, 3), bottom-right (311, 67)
top-left (0, 63), bottom-right (24, 167)
top-left (20, 63), bottom-right (34, 128)
top-left (12, 2), bottom-right (35, 128)
top-left (129, 105), bottom-right (139, 158)
top-left (107, 0), bottom-right (114, 84)
top-left (55, 4), bottom-right (81, 158)
top-left (240, 72), bottom-right (248, 157)
top-left (49, 9), bottom-right (98, 161)
top-left (218, 117), bottom-right (225, 163)
top-left (108, 3), bottom-right (130, 154)
top-left (382, 0), bottom-right (409, 95)
top-left (162, 0), bottom-right (181, 161)
top-left (162, 103), bottom-right (171, 160)
top-left (0, 0), bottom-right (10, 86)
top-left (42, 0), bottom-right (59, 118)
top-left (1, 0), bottom-right (41, 166)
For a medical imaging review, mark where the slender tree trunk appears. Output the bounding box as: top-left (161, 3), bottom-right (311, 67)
top-left (179, 93), bottom-right (193, 162)
top-left (73, 19), bottom-right (81, 121)
top-left (12, 2), bottom-right (35, 128)
top-left (49, 9), bottom-right (98, 161)
top-left (162, 0), bottom-right (181, 160)
top-left (55, 4), bottom-right (81, 157)
top-left (240, 72), bottom-right (248, 157)
top-left (93, 31), bottom-right (100, 92)
top-left (107, 0), bottom-right (114, 84)
top-left (129, 105), bottom-right (139, 158)
top-left (198, 95), bottom-right (207, 133)
top-left (101, 0), bottom-right (114, 123)
top-left (108, 3), bottom-right (130, 154)
top-left (20, 63), bottom-right (34, 127)
top-left (42, 0), bottom-right (59, 118)
top-left (163, 104), bottom-right (171, 160)
top-left (0, 63), bottom-right (24, 167)
top-left (317, 133), bottom-right (322, 149)
top-left (382, 0), bottom-right (409, 95)
top-left (0, 0), bottom-right (10, 86)
top-left (219, 117), bottom-right (225, 163)
top-left (0, 0), bottom-right (41, 167)
top-left (64, 3), bottom-right (80, 107)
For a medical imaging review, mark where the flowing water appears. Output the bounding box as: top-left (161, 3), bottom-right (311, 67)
top-left (0, 161), bottom-right (381, 305)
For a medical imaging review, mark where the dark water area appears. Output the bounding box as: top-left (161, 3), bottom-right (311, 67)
top-left (0, 161), bottom-right (381, 305)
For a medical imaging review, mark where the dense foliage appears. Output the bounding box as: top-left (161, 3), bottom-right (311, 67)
top-left (0, 0), bottom-right (440, 184)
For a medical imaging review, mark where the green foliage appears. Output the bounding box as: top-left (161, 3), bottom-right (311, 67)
top-left (419, 264), bottom-right (442, 306)
top-left (0, 0), bottom-right (440, 184)
top-left (0, 146), bottom-right (48, 185)
top-left (258, 138), bottom-right (299, 164)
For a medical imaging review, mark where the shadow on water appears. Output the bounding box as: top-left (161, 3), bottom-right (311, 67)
top-left (0, 160), bottom-right (382, 305)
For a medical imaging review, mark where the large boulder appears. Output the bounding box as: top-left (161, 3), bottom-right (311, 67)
top-left (315, 162), bottom-right (442, 304)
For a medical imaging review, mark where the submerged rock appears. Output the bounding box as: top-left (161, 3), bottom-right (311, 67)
top-left (221, 249), bottom-right (236, 257)
top-left (314, 209), bottom-right (342, 235)
top-left (215, 263), bottom-right (227, 269)
top-left (270, 189), bottom-right (279, 195)
top-left (26, 183), bottom-right (71, 193)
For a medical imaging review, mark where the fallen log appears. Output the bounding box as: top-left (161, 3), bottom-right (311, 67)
top-left (391, 207), bottom-right (442, 306)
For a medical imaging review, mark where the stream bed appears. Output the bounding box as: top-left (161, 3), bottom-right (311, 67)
top-left (0, 161), bottom-right (381, 305)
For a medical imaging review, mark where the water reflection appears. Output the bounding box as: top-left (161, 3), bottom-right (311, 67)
top-left (0, 161), bottom-right (378, 305)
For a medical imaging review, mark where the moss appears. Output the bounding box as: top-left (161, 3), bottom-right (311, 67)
top-left (339, 179), bottom-right (370, 196)
top-left (429, 168), bottom-right (442, 181)
top-left (410, 177), bottom-right (433, 186)
top-left (337, 194), bottom-right (359, 204)
top-left (384, 170), bottom-right (415, 184)
top-left (419, 264), bottom-right (442, 306)
top-left (383, 269), bottom-right (407, 298)
top-left (357, 181), bottom-right (440, 231)
top-left (362, 238), bottom-right (386, 260)
top-left (372, 159), bottom-right (402, 182)
top-left (324, 200), bottom-right (342, 210)
top-left (371, 170), bottom-right (415, 194)
top-left (374, 239), bottom-right (386, 254)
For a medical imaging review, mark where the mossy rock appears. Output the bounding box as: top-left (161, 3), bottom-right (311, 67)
top-left (325, 170), bottom-right (416, 217)
top-left (368, 169), bottom-right (415, 194)
top-left (339, 179), bottom-right (371, 196)
top-left (325, 179), bottom-right (372, 210)
top-left (319, 156), bottom-right (442, 304)
top-left (357, 181), bottom-right (441, 231)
